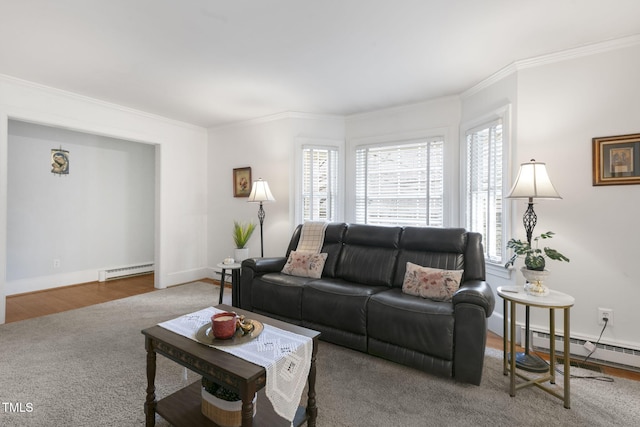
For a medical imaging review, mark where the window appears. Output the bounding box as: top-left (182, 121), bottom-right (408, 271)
top-left (355, 139), bottom-right (444, 226)
top-left (464, 119), bottom-right (504, 264)
top-left (301, 146), bottom-right (338, 221)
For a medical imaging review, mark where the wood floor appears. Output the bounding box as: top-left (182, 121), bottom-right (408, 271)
top-left (5, 275), bottom-right (639, 382)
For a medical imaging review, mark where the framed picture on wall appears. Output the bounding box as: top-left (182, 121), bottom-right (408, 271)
top-left (51, 149), bottom-right (70, 175)
top-left (233, 167), bottom-right (252, 197)
top-left (593, 133), bottom-right (640, 186)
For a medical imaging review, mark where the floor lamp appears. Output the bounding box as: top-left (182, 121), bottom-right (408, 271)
top-left (506, 159), bottom-right (562, 372)
top-left (247, 178), bottom-right (275, 257)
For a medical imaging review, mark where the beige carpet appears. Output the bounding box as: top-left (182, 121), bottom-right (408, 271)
top-left (0, 281), bottom-right (638, 426)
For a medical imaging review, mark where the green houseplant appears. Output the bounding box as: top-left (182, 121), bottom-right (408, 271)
top-left (232, 221), bottom-right (256, 263)
top-left (505, 231), bottom-right (569, 296)
top-left (505, 231), bottom-right (569, 271)
top-left (233, 221), bottom-right (256, 249)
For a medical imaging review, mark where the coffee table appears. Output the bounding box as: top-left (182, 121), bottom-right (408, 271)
top-left (142, 304), bottom-right (321, 426)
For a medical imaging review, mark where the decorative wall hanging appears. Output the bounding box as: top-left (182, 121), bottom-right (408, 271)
top-left (51, 148), bottom-right (69, 175)
top-left (593, 133), bottom-right (640, 185)
top-left (233, 167), bottom-right (252, 197)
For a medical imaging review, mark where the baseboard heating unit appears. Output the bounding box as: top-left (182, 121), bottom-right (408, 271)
top-left (98, 263), bottom-right (154, 282)
top-left (528, 327), bottom-right (640, 371)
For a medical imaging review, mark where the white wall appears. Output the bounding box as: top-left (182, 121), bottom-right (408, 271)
top-left (461, 41), bottom-right (640, 351)
top-left (0, 75), bottom-right (208, 324)
top-left (514, 43), bottom-right (640, 349)
top-left (345, 97), bottom-right (462, 225)
top-left (6, 120), bottom-right (155, 294)
top-left (207, 114), bottom-right (345, 270)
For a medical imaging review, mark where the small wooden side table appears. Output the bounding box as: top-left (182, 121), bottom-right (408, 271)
top-left (142, 304), bottom-right (321, 427)
top-left (216, 262), bottom-right (241, 304)
top-left (497, 286), bottom-right (575, 408)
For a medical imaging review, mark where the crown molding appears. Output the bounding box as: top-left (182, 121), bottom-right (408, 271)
top-left (0, 73), bottom-right (205, 131)
top-left (516, 33), bottom-right (640, 71)
top-left (346, 95), bottom-right (460, 122)
top-left (462, 34), bottom-right (640, 99)
top-left (209, 111), bottom-right (344, 131)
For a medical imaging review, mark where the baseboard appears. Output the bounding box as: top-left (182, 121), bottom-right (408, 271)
top-left (6, 269), bottom-right (98, 295)
top-left (528, 327), bottom-right (640, 370)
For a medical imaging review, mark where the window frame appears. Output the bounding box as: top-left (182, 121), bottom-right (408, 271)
top-left (294, 138), bottom-right (344, 225)
top-left (353, 136), bottom-right (446, 227)
top-left (460, 105), bottom-right (512, 277)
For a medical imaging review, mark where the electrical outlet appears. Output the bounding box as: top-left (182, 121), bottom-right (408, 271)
top-left (53, 259), bottom-right (61, 269)
top-left (598, 308), bottom-right (613, 326)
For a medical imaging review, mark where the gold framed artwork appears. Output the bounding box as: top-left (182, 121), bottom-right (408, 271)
top-left (233, 167), bottom-right (252, 197)
top-left (593, 133), bottom-right (640, 186)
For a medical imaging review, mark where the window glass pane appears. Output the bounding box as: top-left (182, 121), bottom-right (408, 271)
top-left (302, 147), bottom-right (337, 221)
top-left (465, 121), bottom-right (503, 263)
top-left (355, 139), bottom-right (444, 227)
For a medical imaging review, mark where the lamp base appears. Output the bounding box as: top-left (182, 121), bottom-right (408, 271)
top-left (508, 352), bottom-right (549, 373)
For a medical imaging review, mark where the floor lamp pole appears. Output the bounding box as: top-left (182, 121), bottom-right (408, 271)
top-left (257, 201), bottom-right (265, 257)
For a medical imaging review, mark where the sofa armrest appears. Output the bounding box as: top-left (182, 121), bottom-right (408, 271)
top-left (452, 280), bottom-right (494, 385)
top-left (238, 257), bottom-right (287, 310)
top-left (243, 256), bottom-right (288, 273)
top-left (452, 280), bottom-right (495, 317)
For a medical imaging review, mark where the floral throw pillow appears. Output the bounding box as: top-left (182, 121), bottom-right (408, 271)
top-left (402, 262), bottom-right (464, 302)
top-left (281, 251), bottom-right (328, 279)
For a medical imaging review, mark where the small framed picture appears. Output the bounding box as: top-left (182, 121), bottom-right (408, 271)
top-left (233, 167), bottom-right (252, 197)
top-left (51, 149), bottom-right (70, 175)
top-left (593, 133), bottom-right (640, 186)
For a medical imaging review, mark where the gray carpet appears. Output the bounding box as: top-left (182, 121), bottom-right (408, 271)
top-left (0, 281), bottom-right (638, 426)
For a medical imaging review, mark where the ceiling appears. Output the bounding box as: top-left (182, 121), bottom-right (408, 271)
top-left (1, 0), bottom-right (640, 128)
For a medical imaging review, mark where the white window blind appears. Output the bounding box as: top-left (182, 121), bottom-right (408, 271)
top-left (355, 139), bottom-right (444, 226)
top-left (302, 147), bottom-right (338, 221)
top-left (465, 120), bottom-right (503, 263)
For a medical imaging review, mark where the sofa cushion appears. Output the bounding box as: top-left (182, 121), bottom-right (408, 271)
top-left (336, 224), bottom-right (402, 286)
top-left (301, 279), bottom-right (386, 335)
top-left (393, 227), bottom-right (467, 287)
top-left (368, 289), bottom-right (455, 361)
top-left (319, 223), bottom-right (347, 278)
top-left (281, 251), bottom-right (327, 278)
top-left (285, 223), bottom-right (347, 278)
top-left (250, 273), bottom-right (311, 321)
top-left (401, 262), bottom-right (463, 302)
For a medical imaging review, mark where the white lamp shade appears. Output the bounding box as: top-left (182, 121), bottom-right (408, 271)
top-left (247, 179), bottom-right (275, 203)
top-left (507, 159), bottom-right (561, 199)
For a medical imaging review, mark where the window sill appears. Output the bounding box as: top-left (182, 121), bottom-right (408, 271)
top-left (486, 261), bottom-right (511, 279)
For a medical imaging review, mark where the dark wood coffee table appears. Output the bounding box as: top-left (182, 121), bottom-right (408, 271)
top-left (142, 304), bottom-right (320, 427)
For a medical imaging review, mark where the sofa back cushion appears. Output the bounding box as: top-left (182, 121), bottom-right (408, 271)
top-left (337, 224), bottom-right (402, 286)
top-left (393, 227), bottom-right (467, 288)
top-left (320, 223), bottom-right (348, 277)
top-left (285, 223), bottom-right (347, 278)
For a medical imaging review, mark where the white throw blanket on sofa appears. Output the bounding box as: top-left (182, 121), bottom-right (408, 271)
top-left (296, 221), bottom-right (328, 253)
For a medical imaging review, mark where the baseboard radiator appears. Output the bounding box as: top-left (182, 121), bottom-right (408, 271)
top-left (98, 263), bottom-right (154, 282)
top-left (526, 327), bottom-right (640, 370)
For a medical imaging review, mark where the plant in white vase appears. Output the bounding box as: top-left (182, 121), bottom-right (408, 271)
top-left (505, 231), bottom-right (570, 296)
top-left (232, 221), bottom-right (256, 262)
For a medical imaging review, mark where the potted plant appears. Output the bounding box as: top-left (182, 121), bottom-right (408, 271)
top-left (505, 231), bottom-right (570, 296)
top-left (232, 220), bottom-right (256, 262)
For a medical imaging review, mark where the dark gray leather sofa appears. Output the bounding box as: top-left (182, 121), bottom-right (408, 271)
top-left (237, 223), bottom-right (495, 385)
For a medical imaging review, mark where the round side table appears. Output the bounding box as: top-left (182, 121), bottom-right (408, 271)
top-left (497, 286), bottom-right (575, 408)
top-left (216, 262), bottom-right (241, 305)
